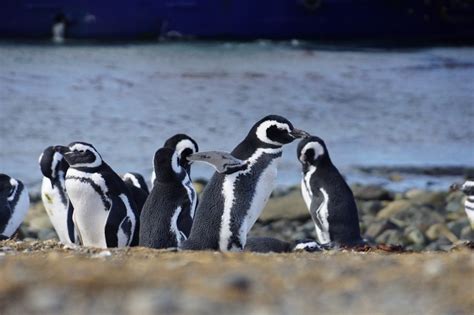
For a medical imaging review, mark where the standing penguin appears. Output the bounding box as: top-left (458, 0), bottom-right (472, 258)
top-left (150, 134), bottom-right (200, 240)
top-left (39, 146), bottom-right (76, 244)
top-left (140, 148), bottom-right (246, 249)
top-left (181, 115), bottom-right (309, 251)
top-left (139, 148), bottom-right (192, 248)
top-left (55, 142), bottom-right (139, 248)
top-left (0, 174), bottom-right (30, 240)
top-left (297, 136), bottom-right (363, 248)
top-left (459, 180), bottom-right (474, 229)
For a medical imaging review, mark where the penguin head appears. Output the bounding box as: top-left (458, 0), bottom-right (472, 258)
top-left (460, 180), bottom-right (474, 196)
top-left (39, 146), bottom-right (69, 179)
top-left (250, 115), bottom-right (309, 147)
top-left (54, 142), bottom-right (103, 169)
top-left (153, 147), bottom-right (183, 182)
top-left (297, 136), bottom-right (330, 168)
top-left (0, 174), bottom-right (19, 201)
top-left (164, 134), bottom-right (199, 170)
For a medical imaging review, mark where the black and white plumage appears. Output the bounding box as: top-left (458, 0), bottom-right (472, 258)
top-left (150, 134), bottom-right (199, 187)
top-left (139, 148), bottom-right (192, 248)
top-left (0, 174), bottom-right (29, 240)
top-left (39, 146), bottom-right (76, 244)
top-left (56, 142), bottom-right (139, 248)
top-left (181, 115), bottom-right (309, 252)
top-left (459, 180), bottom-right (474, 229)
top-left (122, 172), bottom-right (149, 213)
top-left (297, 136), bottom-right (363, 248)
top-left (149, 134), bottom-right (200, 241)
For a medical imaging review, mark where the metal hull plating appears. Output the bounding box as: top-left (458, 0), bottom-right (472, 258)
top-left (1, 1), bottom-right (473, 39)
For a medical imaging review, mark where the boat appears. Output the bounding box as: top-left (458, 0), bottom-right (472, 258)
top-left (1, 0), bottom-right (473, 40)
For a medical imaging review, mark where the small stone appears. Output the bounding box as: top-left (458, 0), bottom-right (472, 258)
top-left (425, 224), bottom-right (458, 243)
top-left (376, 200), bottom-right (412, 219)
top-left (364, 219), bottom-right (396, 238)
top-left (447, 219), bottom-right (469, 238)
top-left (358, 201), bottom-right (383, 215)
top-left (405, 189), bottom-right (426, 199)
top-left (405, 226), bottom-right (425, 245)
top-left (460, 226), bottom-right (474, 241)
top-left (259, 190), bottom-right (310, 222)
top-left (352, 185), bottom-right (393, 201)
top-left (375, 229), bottom-right (404, 245)
top-left (407, 191), bottom-right (447, 209)
top-left (445, 200), bottom-right (463, 213)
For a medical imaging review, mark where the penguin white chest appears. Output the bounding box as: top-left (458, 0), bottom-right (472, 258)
top-left (41, 178), bottom-right (71, 244)
top-left (219, 148), bottom-right (282, 251)
top-left (65, 172), bottom-right (110, 248)
top-left (242, 159), bottom-right (278, 235)
top-left (301, 166), bottom-right (316, 210)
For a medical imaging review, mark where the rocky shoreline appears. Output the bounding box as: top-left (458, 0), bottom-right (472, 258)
top-left (16, 183), bottom-right (474, 252)
top-left (1, 183), bottom-right (473, 315)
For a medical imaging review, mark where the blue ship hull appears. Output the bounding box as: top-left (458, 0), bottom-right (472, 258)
top-left (1, 0), bottom-right (474, 40)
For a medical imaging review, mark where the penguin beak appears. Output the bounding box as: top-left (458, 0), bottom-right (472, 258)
top-left (53, 145), bottom-right (70, 155)
top-left (290, 128), bottom-right (310, 139)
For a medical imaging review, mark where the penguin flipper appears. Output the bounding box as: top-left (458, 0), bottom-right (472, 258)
top-left (187, 151), bottom-right (248, 174)
top-left (309, 191), bottom-right (331, 244)
top-left (104, 197), bottom-right (127, 248)
top-left (66, 202), bottom-right (77, 244)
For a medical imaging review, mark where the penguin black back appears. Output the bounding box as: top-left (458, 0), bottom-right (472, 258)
top-left (298, 136), bottom-right (362, 247)
top-left (139, 148), bottom-right (192, 249)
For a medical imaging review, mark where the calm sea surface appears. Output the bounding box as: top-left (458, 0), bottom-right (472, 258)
top-left (0, 41), bottom-right (473, 192)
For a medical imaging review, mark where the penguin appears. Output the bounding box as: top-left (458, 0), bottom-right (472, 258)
top-left (139, 148), bottom-right (192, 248)
top-left (39, 146), bottom-right (76, 244)
top-left (180, 115), bottom-right (309, 252)
top-left (150, 134), bottom-right (199, 187)
top-left (140, 148), bottom-right (247, 249)
top-left (0, 174), bottom-right (30, 240)
top-left (55, 142), bottom-right (139, 248)
top-left (459, 180), bottom-right (474, 229)
top-left (297, 136), bottom-right (363, 248)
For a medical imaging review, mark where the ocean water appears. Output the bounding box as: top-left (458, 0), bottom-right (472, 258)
top-left (0, 41), bottom-right (473, 192)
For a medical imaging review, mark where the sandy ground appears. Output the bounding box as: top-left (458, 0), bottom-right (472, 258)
top-left (0, 240), bottom-right (472, 315)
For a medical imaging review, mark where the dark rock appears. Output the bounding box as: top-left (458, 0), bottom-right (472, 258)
top-left (376, 200), bottom-right (412, 219)
top-left (352, 185), bottom-right (393, 201)
top-left (391, 207), bottom-right (445, 232)
top-left (364, 219), bottom-right (398, 239)
top-left (447, 219), bottom-right (469, 238)
top-left (357, 200), bottom-right (383, 215)
top-left (460, 226), bottom-right (474, 241)
top-left (404, 226), bottom-right (426, 246)
top-left (375, 229), bottom-right (404, 245)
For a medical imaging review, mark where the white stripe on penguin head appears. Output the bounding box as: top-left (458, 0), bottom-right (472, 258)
top-left (69, 143), bottom-right (103, 168)
top-left (299, 141), bottom-right (325, 164)
top-left (256, 120), bottom-right (291, 146)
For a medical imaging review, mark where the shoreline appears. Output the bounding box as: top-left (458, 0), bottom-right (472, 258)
top-left (20, 182), bottom-right (474, 252)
